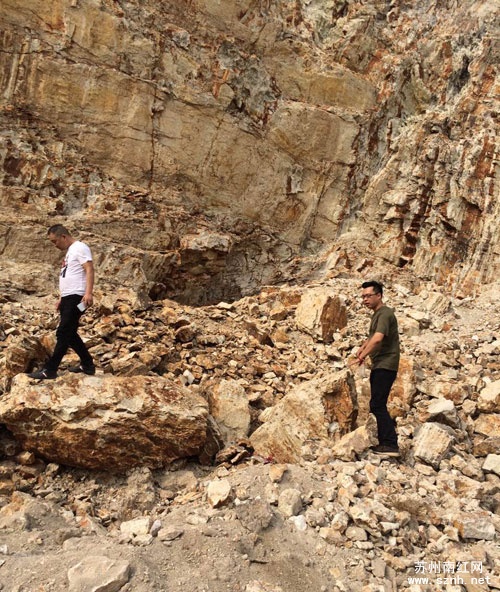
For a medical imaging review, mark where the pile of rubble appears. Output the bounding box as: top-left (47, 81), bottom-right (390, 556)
top-left (0, 274), bottom-right (499, 591)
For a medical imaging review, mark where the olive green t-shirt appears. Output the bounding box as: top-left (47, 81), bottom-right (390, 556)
top-left (369, 305), bottom-right (400, 371)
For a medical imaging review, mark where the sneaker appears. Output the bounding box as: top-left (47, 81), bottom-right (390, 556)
top-left (68, 364), bottom-right (96, 375)
top-left (371, 445), bottom-right (400, 457)
top-left (28, 369), bottom-right (57, 380)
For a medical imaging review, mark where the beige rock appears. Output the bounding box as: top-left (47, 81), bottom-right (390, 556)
top-left (207, 379), bottom-right (251, 444)
top-left (337, 474), bottom-right (359, 508)
top-left (425, 379), bottom-right (469, 405)
top-left (67, 556), bottom-right (131, 592)
top-left (278, 488), bottom-right (302, 518)
top-left (453, 512), bottom-right (496, 541)
top-left (419, 291), bottom-right (452, 315)
top-left (120, 517), bottom-right (151, 537)
top-left (288, 514), bottom-right (307, 531)
top-left (0, 478), bottom-right (15, 496)
top-left (371, 558), bottom-right (388, 579)
top-left (157, 526), bottom-right (184, 542)
top-left (109, 351), bottom-right (151, 376)
top-left (268, 56), bottom-right (377, 113)
top-left (478, 380), bottom-right (500, 412)
top-left (331, 419), bottom-right (378, 461)
top-left (304, 507), bottom-right (328, 528)
top-left (474, 414), bottom-right (500, 438)
top-left (180, 231), bottom-right (232, 253)
top-left (235, 498), bottom-right (274, 533)
top-left (269, 301), bottom-right (288, 321)
top-left (4, 336), bottom-right (49, 378)
top-left (345, 525), bottom-right (368, 541)
top-left (156, 469), bottom-right (199, 494)
top-left (250, 370), bottom-right (357, 463)
top-left (483, 454), bottom-right (500, 477)
top-left (319, 526), bottom-right (345, 544)
top-left (119, 468), bottom-right (157, 519)
top-left (329, 513), bottom-right (350, 538)
top-left (268, 103), bottom-right (359, 166)
top-left (0, 374), bottom-right (209, 470)
top-left (206, 479), bottom-right (232, 508)
top-left (413, 422), bottom-right (454, 468)
top-left (350, 499), bottom-right (396, 536)
top-left (406, 309), bottom-right (431, 329)
top-left (473, 436), bottom-right (500, 457)
top-left (436, 472), bottom-right (484, 500)
top-left (449, 454), bottom-right (484, 481)
top-left (268, 464), bottom-right (288, 483)
top-left (243, 321), bottom-right (275, 347)
top-left (131, 534), bottom-right (154, 547)
top-left (0, 492), bottom-right (69, 533)
top-left (14, 451), bottom-right (36, 466)
top-left (294, 288), bottom-right (347, 343)
top-left (399, 317), bottom-right (422, 337)
top-left (424, 398), bottom-right (461, 428)
top-left (389, 357), bottom-right (417, 416)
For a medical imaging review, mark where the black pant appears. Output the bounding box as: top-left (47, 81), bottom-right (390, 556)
top-left (370, 368), bottom-right (398, 448)
top-left (45, 295), bottom-right (93, 372)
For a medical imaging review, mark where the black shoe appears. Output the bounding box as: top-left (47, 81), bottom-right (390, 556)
top-left (68, 364), bottom-right (96, 375)
top-left (371, 445), bottom-right (400, 457)
top-left (28, 369), bottom-right (57, 380)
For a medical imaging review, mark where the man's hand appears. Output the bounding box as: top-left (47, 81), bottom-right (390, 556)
top-left (81, 294), bottom-right (93, 307)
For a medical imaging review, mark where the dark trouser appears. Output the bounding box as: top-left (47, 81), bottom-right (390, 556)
top-left (45, 295), bottom-right (93, 372)
top-left (370, 368), bottom-right (398, 448)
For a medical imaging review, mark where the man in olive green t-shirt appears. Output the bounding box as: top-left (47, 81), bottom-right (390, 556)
top-left (357, 280), bottom-right (400, 457)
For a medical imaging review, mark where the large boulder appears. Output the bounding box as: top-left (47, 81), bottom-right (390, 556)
top-left (250, 370), bottom-right (357, 463)
top-left (0, 374), bottom-right (209, 470)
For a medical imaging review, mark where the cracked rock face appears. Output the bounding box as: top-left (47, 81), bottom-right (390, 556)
top-left (0, 0), bottom-right (498, 300)
top-left (0, 2), bottom-right (499, 591)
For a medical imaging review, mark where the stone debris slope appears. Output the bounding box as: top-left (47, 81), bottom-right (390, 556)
top-left (0, 274), bottom-right (499, 591)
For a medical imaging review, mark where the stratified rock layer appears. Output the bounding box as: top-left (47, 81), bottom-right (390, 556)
top-left (0, 0), bottom-right (498, 301)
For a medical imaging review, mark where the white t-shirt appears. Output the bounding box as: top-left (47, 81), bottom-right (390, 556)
top-left (59, 241), bottom-right (92, 297)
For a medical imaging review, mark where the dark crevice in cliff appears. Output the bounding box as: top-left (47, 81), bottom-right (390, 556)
top-left (147, 237), bottom-right (297, 307)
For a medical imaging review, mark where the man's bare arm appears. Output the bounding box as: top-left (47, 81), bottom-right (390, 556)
top-left (82, 260), bottom-right (94, 307)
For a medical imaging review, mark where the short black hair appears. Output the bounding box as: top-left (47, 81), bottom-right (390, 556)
top-left (47, 224), bottom-right (70, 237)
top-left (361, 280), bottom-right (383, 296)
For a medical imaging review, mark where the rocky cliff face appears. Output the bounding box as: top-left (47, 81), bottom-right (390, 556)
top-left (1, 0), bottom-right (498, 302)
top-left (0, 4), bottom-right (499, 590)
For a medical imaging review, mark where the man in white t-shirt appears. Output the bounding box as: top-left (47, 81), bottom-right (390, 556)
top-left (28, 225), bottom-right (96, 379)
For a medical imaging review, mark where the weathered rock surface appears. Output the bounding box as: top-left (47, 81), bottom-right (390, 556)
top-left (67, 556), bottom-right (131, 592)
top-left (294, 288), bottom-right (347, 342)
top-left (0, 0), bottom-right (498, 302)
top-left (0, 1), bottom-right (499, 591)
top-left (250, 369), bottom-right (357, 463)
top-left (413, 422), bottom-right (455, 469)
top-left (0, 374), bottom-right (209, 470)
top-left (205, 378), bottom-right (251, 444)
